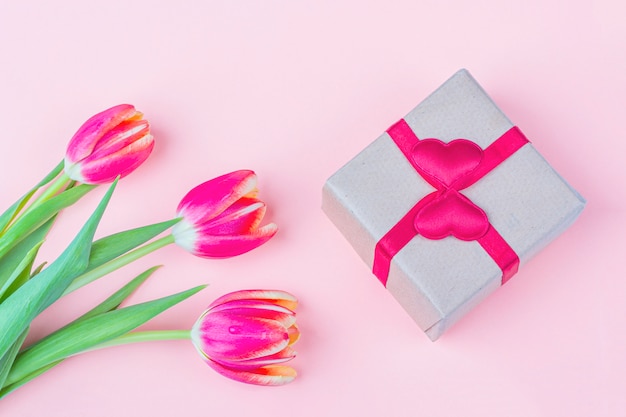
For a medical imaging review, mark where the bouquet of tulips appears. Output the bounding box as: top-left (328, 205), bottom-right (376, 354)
top-left (0, 105), bottom-right (300, 395)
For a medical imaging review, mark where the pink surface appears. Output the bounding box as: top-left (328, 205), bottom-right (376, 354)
top-left (0, 1), bottom-right (624, 416)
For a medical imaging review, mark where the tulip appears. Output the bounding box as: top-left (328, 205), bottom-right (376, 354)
top-left (64, 104), bottom-right (154, 184)
top-left (172, 170), bottom-right (278, 258)
top-left (64, 171), bottom-right (278, 294)
top-left (191, 290), bottom-right (299, 386)
top-left (3, 289), bottom-right (300, 394)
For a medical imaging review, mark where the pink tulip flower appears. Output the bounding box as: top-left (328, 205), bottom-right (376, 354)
top-left (191, 290), bottom-right (299, 386)
top-left (64, 104), bottom-right (154, 184)
top-left (172, 170), bottom-right (278, 258)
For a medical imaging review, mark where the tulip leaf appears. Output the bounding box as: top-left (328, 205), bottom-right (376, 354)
top-left (0, 161), bottom-right (64, 235)
top-left (5, 284), bottom-right (205, 387)
top-left (0, 266), bottom-right (159, 394)
top-left (0, 180), bottom-right (116, 359)
top-left (0, 183), bottom-right (96, 261)
top-left (0, 217), bottom-right (56, 295)
top-left (87, 218), bottom-right (180, 271)
top-left (62, 220), bottom-right (180, 295)
top-left (35, 160), bottom-right (66, 188)
top-left (0, 190), bottom-right (38, 237)
top-left (0, 241), bottom-right (45, 303)
top-left (30, 262), bottom-right (47, 277)
top-left (0, 360), bottom-right (62, 399)
top-left (69, 266), bottom-right (162, 327)
top-left (0, 329), bottom-right (28, 391)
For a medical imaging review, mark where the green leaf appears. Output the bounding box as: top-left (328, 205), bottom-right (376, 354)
top-left (0, 183), bottom-right (96, 261)
top-left (0, 329), bottom-right (28, 390)
top-left (0, 217), bottom-right (56, 293)
top-left (30, 262), bottom-right (47, 277)
top-left (66, 266), bottom-right (161, 328)
top-left (0, 266), bottom-right (159, 395)
top-left (0, 360), bottom-right (62, 399)
top-left (63, 221), bottom-right (179, 295)
top-left (34, 161), bottom-right (66, 189)
top-left (87, 219), bottom-right (180, 270)
top-left (0, 180), bottom-right (117, 359)
top-left (0, 161), bottom-right (64, 235)
top-left (0, 190), bottom-right (37, 236)
top-left (5, 284), bottom-right (205, 386)
top-left (0, 241), bottom-right (44, 302)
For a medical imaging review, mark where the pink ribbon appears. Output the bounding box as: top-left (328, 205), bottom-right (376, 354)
top-left (372, 119), bottom-right (529, 286)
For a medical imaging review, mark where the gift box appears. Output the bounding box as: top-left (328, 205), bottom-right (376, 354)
top-left (322, 69), bottom-right (586, 341)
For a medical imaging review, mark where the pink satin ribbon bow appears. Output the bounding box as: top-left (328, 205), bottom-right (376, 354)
top-left (372, 119), bottom-right (529, 286)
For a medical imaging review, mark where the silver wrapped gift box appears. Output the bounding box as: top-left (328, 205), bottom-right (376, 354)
top-left (322, 69), bottom-right (585, 341)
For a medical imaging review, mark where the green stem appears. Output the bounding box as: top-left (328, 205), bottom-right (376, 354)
top-left (88, 330), bottom-right (191, 351)
top-left (63, 234), bottom-right (176, 295)
top-left (0, 360), bottom-right (62, 399)
top-left (0, 330), bottom-right (191, 398)
top-left (32, 172), bottom-right (72, 207)
top-left (18, 172), bottom-right (72, 220)
top-left (0, 161), bottom-right (65, 237)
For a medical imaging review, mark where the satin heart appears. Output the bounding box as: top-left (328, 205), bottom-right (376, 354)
top-left (414, 190), bottom-right (489, 241)
top-left (411, 139), bottom-right (483, 188)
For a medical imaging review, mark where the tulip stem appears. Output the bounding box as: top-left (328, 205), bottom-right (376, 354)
top-left (16, 172), bottom-right (73, 224)
top-left (0, 163), bottom-right (71, 236)
top-left (0, 331), bottom-right (191, 397)
top-left (63, 234), bottom-right (176, 295)
top-left (89, 330), bottom-right (192, 351)
top-left (30, 172), bottom-right (73, 209)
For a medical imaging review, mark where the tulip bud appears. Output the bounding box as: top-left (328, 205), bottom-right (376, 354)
top-left (191, 290), bottom-right (299, 386)
top-left (64, 104), bottom-right (154, 184)
top-left (172, 170), bottom-right (278, 258)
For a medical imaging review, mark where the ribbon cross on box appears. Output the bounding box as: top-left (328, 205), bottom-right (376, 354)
top-left (373, 119), bottom-right (529, 286)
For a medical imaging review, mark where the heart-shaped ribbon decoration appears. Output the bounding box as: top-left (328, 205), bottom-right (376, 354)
top-left (414, 189), bottom-right (489, 241)
top-left (411, 139), bottom-right (483, 188)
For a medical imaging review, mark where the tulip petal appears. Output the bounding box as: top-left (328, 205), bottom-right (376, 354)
top-left (205, 359), bottom-right (297, 386)
top-left (191, 222), bottom-right (278, 258)
top-left (208, 290), bottom-right (298, 312)
top-left (176, 170), bottom-right (258, 226)
top-left (288, 324), bottom-right (300, 346)
top-left (170, 218), bottom-right (199, 255)
top-left (213, 346), bottom-right (297, 370)
top-left (74, 134), bottom-right (154, 184)
top-left (172, 170), bottom-right (278, 259)
top-left (192, 289), bottom-right (299, 386)
top-left (66, 104), bottom-right (137, 163)
top-left (64, 104), bottom-right (154, 184)
top-left (199, 198), bottom-right (266, 235)
top-left (87, 119), bottom-right (150, 161)
top-left (207, 300), bottom-right (296, 328)
top-left (192, 312), bottom-right (290, 361)
top-left (208, 298), bottom-right (295, 315)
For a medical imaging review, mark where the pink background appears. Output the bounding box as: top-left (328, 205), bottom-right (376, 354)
top-left (1, 1), bottom-right (624, 416)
